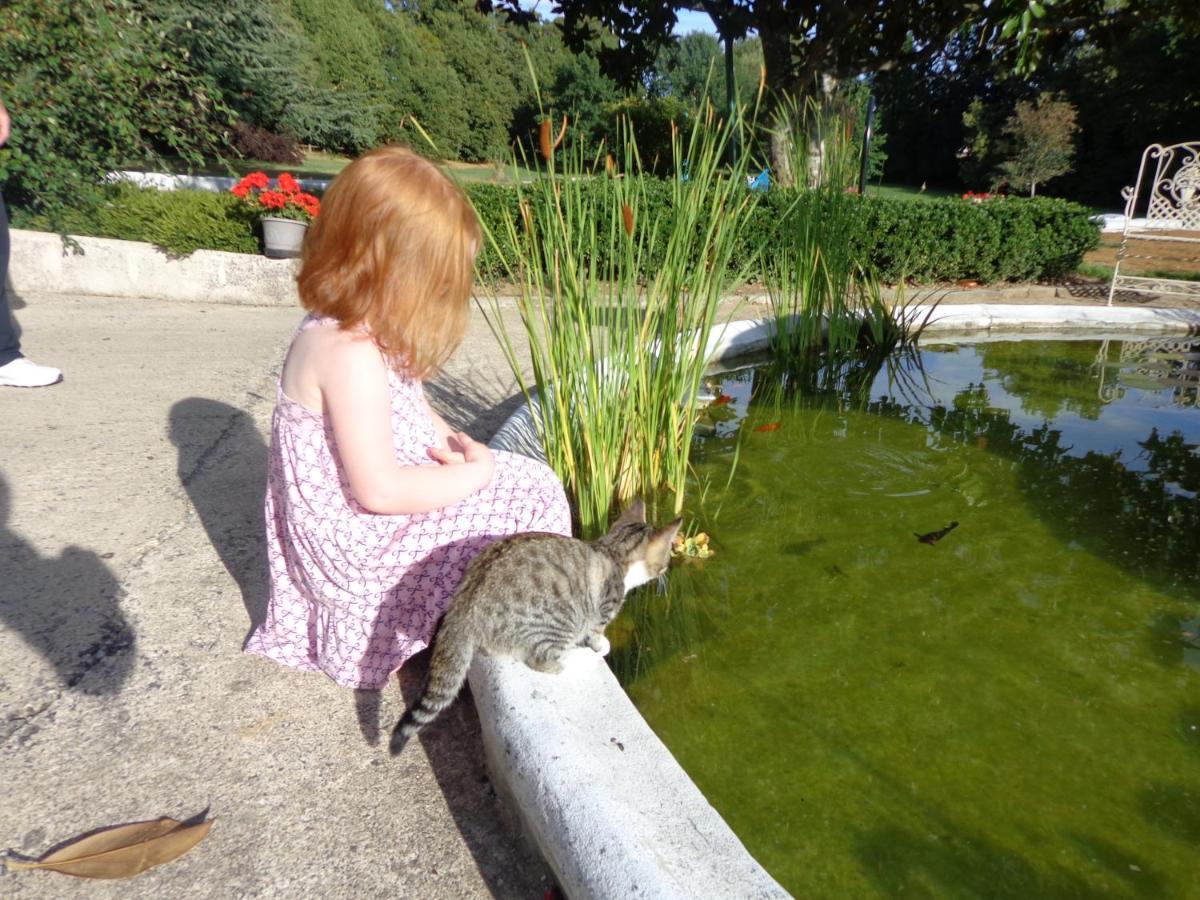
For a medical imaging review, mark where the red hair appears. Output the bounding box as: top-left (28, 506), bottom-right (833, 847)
top-left (296, 146), bottom-right (481, 379)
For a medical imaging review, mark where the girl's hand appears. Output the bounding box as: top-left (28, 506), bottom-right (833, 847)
top-left (456, 432), bottom-right (494, 483)
top-left (428, 432), bottom-right (494, 486)
top-left (427, 432), bottom-right (472, 466)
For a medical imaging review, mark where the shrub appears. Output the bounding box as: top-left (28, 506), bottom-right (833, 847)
top-left (13, 183), bottom-right (259, 257)
top-left (0, 0), bottom-right (226, 226)
top-left (850, 195), bottom-right (1099, 283)
top-left (230, 122), bottom-right (304, 165)
top-left (8, 180), bottom-right (1099, 282)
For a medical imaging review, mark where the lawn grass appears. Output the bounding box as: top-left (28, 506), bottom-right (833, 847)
top-left (866, 182), bottom-right (956, 200)
top-left (144, 152), bottom-right (537, 184)
top-left (1077, 261), bottom-right (1200, 283)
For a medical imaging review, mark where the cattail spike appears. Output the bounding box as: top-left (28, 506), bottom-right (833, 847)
top-left (622, 203), bottom-right (634, 237)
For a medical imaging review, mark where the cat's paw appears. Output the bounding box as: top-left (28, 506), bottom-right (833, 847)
top-left (586, 634), bottom-right (611, 657)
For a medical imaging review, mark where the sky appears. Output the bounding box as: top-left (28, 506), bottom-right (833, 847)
top-left (518, 2), bottom-right (717, 35)
top-left (673, 9), bottom-right (717, 34)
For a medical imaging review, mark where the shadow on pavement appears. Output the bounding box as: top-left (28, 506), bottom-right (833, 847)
top-left (426, 366), bottom-right (524, 442)
top-left (362, 648), bottom-right (554, 899)
top-left (0, 471), bottom-right (133, 696)
top-left (168, 398), bottom-right (269, 641)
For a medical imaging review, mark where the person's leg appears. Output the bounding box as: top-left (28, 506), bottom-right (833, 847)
top-left (0, 193), bottom-right (19, 366)
top-left (0, 193), bottom-right (61, 387)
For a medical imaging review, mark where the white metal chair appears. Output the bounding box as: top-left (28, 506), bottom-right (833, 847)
top-left (1108, 141), bottom-right (1200, 305)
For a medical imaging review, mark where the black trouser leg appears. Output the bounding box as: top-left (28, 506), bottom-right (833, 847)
top-left (0, 194), bottom-right (21, 366)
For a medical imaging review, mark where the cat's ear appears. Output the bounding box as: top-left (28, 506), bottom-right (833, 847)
top-left (615, 498), bottom-right (646, 526)
top-left (647, 517), bottom-right (684, 560)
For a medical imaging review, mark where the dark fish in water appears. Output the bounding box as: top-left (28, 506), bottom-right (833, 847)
top-left (915, 521), bottom-right (959, 545)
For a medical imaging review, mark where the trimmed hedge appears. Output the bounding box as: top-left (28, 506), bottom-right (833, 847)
top-left (12, 183), bottom-right (260, 257)
top-left (11, 181), bottom-right (1099, 283)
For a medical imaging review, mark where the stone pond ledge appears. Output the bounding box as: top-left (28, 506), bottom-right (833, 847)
top-left (469, 650), bottom-right (791, 900)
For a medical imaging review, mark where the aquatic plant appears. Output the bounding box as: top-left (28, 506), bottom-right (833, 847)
top-left (762, 94), bottom-right (937, 371)
top-left (477, 62), bottom-right (760, 536)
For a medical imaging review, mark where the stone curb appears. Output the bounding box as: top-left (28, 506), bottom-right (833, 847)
top-left (909, 302), bottom-right (1200, 336)
top-left (10, 229), bottom-right (301, 306)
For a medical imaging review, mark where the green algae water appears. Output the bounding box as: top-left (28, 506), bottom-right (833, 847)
top-left (611, 337), bottom-right (1200, 898)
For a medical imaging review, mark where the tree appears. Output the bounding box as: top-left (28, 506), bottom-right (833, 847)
top-left (480, 1), bottom-right (998, 185)
top-left (994, 93), bottom-right (1077, 196)
top-left (153, 0), bottom-right (315, 139)
top-left (0, 0), bottom-right (226, 221)
top-left (549, 51), bottom-right (620, 146)
top-left (481, 1), bottom-right (1199, 186)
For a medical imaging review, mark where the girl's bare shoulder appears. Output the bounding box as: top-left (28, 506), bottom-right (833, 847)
top-left (282, 319), bottom-right (383, 411)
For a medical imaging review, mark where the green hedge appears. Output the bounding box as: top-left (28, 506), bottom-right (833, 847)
top-left (12, 183), bottom-right (260, 257)
top-left (10, 181), bottom-right (1099, 283)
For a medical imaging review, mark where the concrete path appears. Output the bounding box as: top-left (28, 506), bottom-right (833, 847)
top-left (0, 293), bottom-right (547, 898)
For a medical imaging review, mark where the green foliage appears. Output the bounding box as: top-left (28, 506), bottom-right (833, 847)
top-left (602, 97), bottom-right (692, 176)
top-left (287, 0), bottom-right (391, 153)
top-left (0, 0), bottom-right (226, 223)
top-left (12, 183), bottom-right (259, 257)
top-left (9, 177), bottom-right (1098, 285)
top-left (855, 195), bottom-right (1099, 282)
top-left (651, 33), bottom-right (763, 111)
top-left (548, 52), bottom-right (620, 146)
top-left (155, 0), bottom-right (316, 139)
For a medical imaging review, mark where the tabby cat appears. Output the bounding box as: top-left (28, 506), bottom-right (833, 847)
top-left (389, 500), bottom-right (682, 755)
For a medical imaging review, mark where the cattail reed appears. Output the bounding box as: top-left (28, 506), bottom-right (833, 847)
top-left (476, 55), bottom-right (761, 534)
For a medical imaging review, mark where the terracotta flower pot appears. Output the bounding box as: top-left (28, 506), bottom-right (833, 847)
top-left (261, 216), bottom-right (309, 259)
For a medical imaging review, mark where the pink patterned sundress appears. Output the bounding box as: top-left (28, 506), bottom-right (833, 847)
top-left (244, 316), bottom-right (572, 689)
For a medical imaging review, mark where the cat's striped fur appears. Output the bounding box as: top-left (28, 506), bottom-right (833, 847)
top-left (389, 500), bottom-right (681, 754)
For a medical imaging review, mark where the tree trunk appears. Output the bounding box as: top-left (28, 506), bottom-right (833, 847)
top-left (1030, 182), bottom-right (1037, 197)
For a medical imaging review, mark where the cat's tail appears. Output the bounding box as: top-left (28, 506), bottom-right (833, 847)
top-left (389, 614), bottom-right (476, 756)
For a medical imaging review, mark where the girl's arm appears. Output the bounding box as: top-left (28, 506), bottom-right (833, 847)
top-left (322, 335), bottom-right (493, 515)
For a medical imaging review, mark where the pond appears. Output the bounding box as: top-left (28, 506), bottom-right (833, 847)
top-left (610, 336), bottom-right (1200, 898)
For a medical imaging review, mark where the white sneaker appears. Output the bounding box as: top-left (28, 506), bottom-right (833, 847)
top-left (0, 356), bottom-right (63, 388)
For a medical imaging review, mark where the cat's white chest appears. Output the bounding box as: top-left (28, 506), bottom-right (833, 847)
top-left (623, 560), bottom-right (652, 592)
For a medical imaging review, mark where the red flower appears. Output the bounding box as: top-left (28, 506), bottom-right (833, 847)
top-left (245, 171), bottom-right (269, 190)
top-left (295, 193), bottom-right (321, 217)
top-left (277, 172), bottom-right (300, 195)
top-left (231, 183), bottom-right (250, 198)
top-left (259, 190), bottom-right (287, 209)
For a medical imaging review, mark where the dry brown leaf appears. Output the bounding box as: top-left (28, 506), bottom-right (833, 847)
top-left (8, 817), bottom-right (213, 879)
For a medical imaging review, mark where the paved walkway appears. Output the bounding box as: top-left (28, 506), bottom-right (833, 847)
top-left (0, 294), bottom-right (546, 899)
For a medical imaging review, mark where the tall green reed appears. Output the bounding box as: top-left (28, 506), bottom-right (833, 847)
top-left (478, 79), bottom-right (759, 537)
top-left (763, 94), bottom-right (935, 371)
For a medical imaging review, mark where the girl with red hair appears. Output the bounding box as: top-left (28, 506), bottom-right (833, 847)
top-left (245, 146), bottom-right (571, 690)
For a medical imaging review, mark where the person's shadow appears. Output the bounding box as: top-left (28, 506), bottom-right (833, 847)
top-left (168, 398), bottom-right (269, 641)
top-left (0, 471), bottom-right (133, 694)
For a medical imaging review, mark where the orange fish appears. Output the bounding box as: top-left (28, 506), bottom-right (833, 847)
top-left (712, 393), bottom-right (733, 406)
top-left (754, 422), bottom-right (781, 432)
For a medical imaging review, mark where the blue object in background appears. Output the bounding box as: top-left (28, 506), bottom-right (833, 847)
top-left (748, 168), bottom-right (770, 192)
